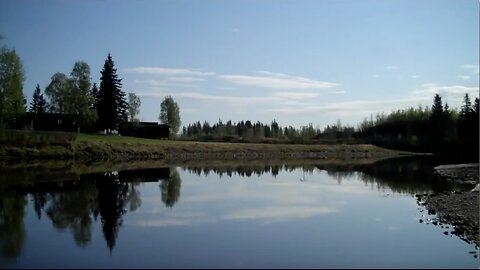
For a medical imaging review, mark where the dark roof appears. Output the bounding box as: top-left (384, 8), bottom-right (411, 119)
top-left (128, 122), bottom-right (170, 128)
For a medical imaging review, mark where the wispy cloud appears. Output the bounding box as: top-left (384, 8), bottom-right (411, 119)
top-left (461, 64), bottom-right (479, 74)
top-left (411, 75), bottom-right (420, 79)
top-left (229, 28), bottom-right (241, 32)
top-left (385, 65), bottom-right (398, 70)
top-left (456, 75), bottom-right (471, 80)
top-left (372, 74), bottom-right (381, 78)
top-left (272, 91), bottom-right (321, 100)
top-left (167, 77), bottom-right (206, 82)
top-left (410, 83), bottom-right (479, 101)
top-left (265, 83), bottom-right (480, 116)
top-left (219, 71), bottom-right (338, 90)
top-left (125, 66), bottom-right (215, 76)
top-left (133, 79), bottom-right (196, 88)
top-left (138, 90), bottom-right (280, 104)
top-left (222, 206), bottom-right (336, 222)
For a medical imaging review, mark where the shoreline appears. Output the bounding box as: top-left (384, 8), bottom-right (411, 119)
top-left (0, 136), bottom-right (420, 162)
top-left (416, 163), bottom-right (480, 247)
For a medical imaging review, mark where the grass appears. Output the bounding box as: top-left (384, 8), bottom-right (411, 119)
top-left (0, 132), bottom-right (415, 161)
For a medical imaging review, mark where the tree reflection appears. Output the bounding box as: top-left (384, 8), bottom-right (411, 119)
top-left (45, 181), bottom-right (98, 247)
top-left (95, 172), bottom-right (129, 252)
top-left (160, 168), bottom-right (181, 208)
top-left (181, 156), bottom-right (455, 194)
top-left (0, 189), bottom-right (26, 259)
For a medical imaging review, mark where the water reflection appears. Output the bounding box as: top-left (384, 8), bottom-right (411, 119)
top-left (0, 188), bottom-right (26, 259)
top-left (183, 156), bottom-right (458, 194)
top-left (0, 156), bottom-right (471, 263)
top-left (1, 167), bottom-right (179, 258)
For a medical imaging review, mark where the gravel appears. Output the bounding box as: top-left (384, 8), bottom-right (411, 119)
top-left (416, 163), bottom-right (479, 247)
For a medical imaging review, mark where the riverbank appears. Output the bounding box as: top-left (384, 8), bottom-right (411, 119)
top-left (416, 164), bottom-right (479, 247)
top-left (0, 133), bottom-right (416, 161)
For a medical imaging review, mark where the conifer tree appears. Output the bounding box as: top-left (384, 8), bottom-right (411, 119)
top-left (97, 54), bottom-right (127, 132)
top-left (29, 84), bottom-right (48, 114)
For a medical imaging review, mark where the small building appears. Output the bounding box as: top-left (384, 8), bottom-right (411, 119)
top-left (15, 112), bottom-right (77, 132)
top-left (118, 122), bottom-right (170, 139)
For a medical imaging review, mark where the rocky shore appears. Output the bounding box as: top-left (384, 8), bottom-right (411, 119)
top-left (416, 163), bottom-right (479, 247)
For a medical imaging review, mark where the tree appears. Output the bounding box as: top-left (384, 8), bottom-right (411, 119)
top-left (474, 98), bottom-right (479, 116)
top-left (89, 83), bottom-right (99, 110)
top-left (29, 84), bottom-right (48, 114)
top-left (159, 96), bottom-right (181, 135)
top-left (45, 72), bottom-right (69, 113)
top-left (0, 46), bottom-right (25, 127)
top-left (68, 61), bottom-right (97, 131)
top-left (431, 94), bottom-right (443, 117)
top-left (97, 54), bottom-right (127, 132)
top-left (127, 93), bottom-right (141, 122)
top-left (458, 93), bottom-right (477, 141)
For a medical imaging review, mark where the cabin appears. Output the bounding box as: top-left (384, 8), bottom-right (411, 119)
top-left (118, 122), bottom-right (170, 139)
top-left (15, 112), bottom-right (77, 132)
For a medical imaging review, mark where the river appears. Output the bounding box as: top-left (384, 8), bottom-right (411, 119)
top-left (0, 156), bottom-right (478, 268)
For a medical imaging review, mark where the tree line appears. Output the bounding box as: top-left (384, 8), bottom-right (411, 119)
top-left (180, 119), bottom-right (337, 143)
top-left (355, 93), bottom-right (479, 156)
top-left (0, 42), bottom-right (182, 134)
top-left (181, 93), bottom-right (479, 157)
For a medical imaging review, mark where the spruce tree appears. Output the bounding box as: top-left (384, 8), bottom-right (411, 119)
top-left (97, 54), bottom-right (127, 132)
top-left (29, 84), bottom-right (48, 114)
top-left (89, 83), bottom-right (99, 110)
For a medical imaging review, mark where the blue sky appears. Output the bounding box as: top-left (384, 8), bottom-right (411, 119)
top-left (1, 0), bottom-right (478, 129)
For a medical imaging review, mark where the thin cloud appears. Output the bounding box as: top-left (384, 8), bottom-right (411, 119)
top-left (372, 74), bottom-right (381, 78)
top-left (137, 90), bottom-right (280, 104)
top-left (272, 91), bottom-right (321, 100)
top-left (456, 75), bottom-right (471, 81)
top-left (385, 65), bottom-right (398, 70)
top-left (461, 64), bottom-right (479, 74)
top-left (411, 75), bottom-right (420, 79)
top-left (125, 66), bottom-right (215, 76)
top-left (265, 83), bottom-right (479, 116)
top-left (410, 83), bottom-right (479, 101)
top-left (222, 206), bottom-right (336, 222)
top-left (167, 77), bottom-right (206, 82)
top-left (133, 79), bottom-right (196, 88)
top-left (219, 71), bottom-right (337, 90)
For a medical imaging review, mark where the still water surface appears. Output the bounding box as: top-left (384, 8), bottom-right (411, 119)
top-left (1, 156), bottom-right (478, 268)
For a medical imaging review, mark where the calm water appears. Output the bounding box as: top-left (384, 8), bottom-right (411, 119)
top-left (1, 156), bottom-right (478, 268)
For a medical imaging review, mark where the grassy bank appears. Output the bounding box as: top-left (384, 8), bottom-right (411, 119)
top-left (0, 132), bottom-right (417, 161)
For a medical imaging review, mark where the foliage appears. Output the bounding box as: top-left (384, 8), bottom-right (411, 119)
top-left (356, 93), bottom-right (478, 157)
top-left (0, 46), bottom-right (26, 128)
top-left (181, 119), bottom-right (335, 144)
top-left (68, 61), bottom-right (97, 131)
top-left (127, 93), bottom-right (141, 122)
top-left (45, 62), bottom-right (97, 131)
top-left (29, 84), bottom-right (48, 114)
top-left (45, 72), bottom-right (70, 113)
top-left (97, 54), bottom-right (127, 132)
top-left (159, 96), bottom-right (181, 135)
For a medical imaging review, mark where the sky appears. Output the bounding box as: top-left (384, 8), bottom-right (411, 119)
top-left (1, 0), bottom-right (478, 129)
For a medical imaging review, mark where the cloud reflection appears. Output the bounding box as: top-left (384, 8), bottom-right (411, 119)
top-left (222, 206), bottom-right (337, 222)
